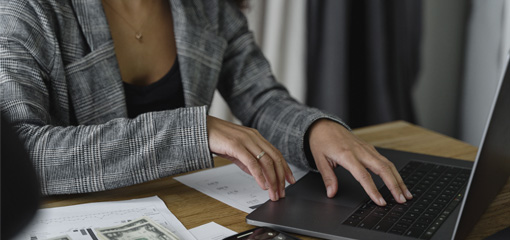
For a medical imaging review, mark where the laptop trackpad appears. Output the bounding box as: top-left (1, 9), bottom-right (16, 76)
top-left (286, 166), bottom-right (384, 209)
top-left (248, 197), bottom-right (354, 235)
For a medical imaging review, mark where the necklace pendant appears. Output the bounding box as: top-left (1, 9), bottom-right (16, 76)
top-left (135, 32), bottom-right (143, 41)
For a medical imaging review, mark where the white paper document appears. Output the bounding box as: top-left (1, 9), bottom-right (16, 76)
top-left (14, 196), bottom-right (196, 240)
top-left (175, 164), bottom-right (308, 213)
top-left (189, 222), bottom-right (237, 240)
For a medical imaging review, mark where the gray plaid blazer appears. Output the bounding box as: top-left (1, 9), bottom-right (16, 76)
top-left (0, 0), bottom-right (347, 195)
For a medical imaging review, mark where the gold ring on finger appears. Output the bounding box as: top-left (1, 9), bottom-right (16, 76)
top-left (256, 151), bottom-right (266, 160)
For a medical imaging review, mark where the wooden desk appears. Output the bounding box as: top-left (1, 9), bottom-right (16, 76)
top-left (43, 121), bottom-right (510, 239)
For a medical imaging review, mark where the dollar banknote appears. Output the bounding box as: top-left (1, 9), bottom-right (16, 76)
top-left (46, 235), bottom-right (72, 240)
top-left (95, 217), bottom-right (180, 240)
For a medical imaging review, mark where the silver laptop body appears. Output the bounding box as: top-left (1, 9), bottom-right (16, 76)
top-left (246, 60), bottom-right (510, 240)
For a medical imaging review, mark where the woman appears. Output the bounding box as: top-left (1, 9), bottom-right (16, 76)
top-left (0, 0), bottom-right (412, 205)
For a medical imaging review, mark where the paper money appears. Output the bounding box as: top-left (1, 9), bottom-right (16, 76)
top-left (95, 217), bottom-right (180, 240)
top-left (46, 235), bottom-right (72, 240)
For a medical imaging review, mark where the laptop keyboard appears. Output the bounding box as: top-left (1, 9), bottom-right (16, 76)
top-left (342, 161), bottom-right (470, 239)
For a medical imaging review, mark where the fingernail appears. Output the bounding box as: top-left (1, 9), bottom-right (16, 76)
top-left (291, 175), bottom-right (296, 184)
top-left (379, 197), bottom-right (386, 206)
top-left (275, 191), bottom-right (280, 200)
top-left (400, 194), bottom-right (407, 203)
top-left (405, 189), bottom-right (413, 199)
top-left (280, 189), bottom-right (285, 198)
top-left (327, 186), bottom-right (333, 197)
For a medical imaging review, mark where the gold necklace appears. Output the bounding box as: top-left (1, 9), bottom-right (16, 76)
top-left (102, 0), bottom-right (155, 41)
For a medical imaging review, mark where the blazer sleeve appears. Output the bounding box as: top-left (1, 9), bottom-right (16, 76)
top-left (215, 1), bottom-right (350, 171)
top-left (0, 9), bottom-right (213, 195)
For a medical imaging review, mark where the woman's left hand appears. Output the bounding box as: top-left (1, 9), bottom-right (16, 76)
top-left (308, 119), bottom-right (413, 206)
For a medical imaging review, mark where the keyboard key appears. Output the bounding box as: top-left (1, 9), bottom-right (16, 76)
top-left (421, 230), bottom-right (435, 240)
top-left (409, 207), bottom-right (424, 214)
top-left (381, 216), bottom-right (399, 223)
top-left (405, 228), bottom-right (425, 238)
top-left (430, 203), bottom-right (445, 209)
top-left (389, 210), bottom-right (405, 218)
top-left (416, 216), bottom-right (433, 224)
top-left (344, 215), bottom-right (364, 225)
top-left (395, 221), bottom-right (411, 229)
top-left (358, 217), bottom-right (382, 229)
top-left (436, 180), bottom-right (447, 186)
top-left (420, 163), bottom-right (434, 171)
top-left (343, 217), bottom-right (362, 226)
top-left (374, 221), bottom-right (394, 232)
top-left (393, 205), bottom-right (409, 213)
top-left (426, 207), bottom-right (440, 215)
top-left (418, 198), bottom-right (431, 205)
top-left (360, 202), bottom-right (377, 210)
top-left (414, 202), bottom-right (428, 209)
top-left (403, 212), bottom-right (419, 219)
top-left (389, 226), bottom-right (407, 235)
top-left (451, 180), bottom-right (463, 186)
top-left (399, 217), bottom-right (415, 224)
top-left (374, 205), bottom-right (392, 212)
top-left (414, 170), bottom-right (427, 176)
top-left (353, 209), bottom-right (370, 217)
top-left (371, 210), bottom-right (386, 218)
top-left (411, 222), bottom-right (429, 229)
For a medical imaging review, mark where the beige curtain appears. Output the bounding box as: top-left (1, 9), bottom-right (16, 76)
top-left (209, 0), bottom-right (307, 122)
top-left (460, 0), bottom-right (510, 145)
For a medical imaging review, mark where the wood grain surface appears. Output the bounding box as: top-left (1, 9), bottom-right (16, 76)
top-left (42, 121), bottom-right (510, 240)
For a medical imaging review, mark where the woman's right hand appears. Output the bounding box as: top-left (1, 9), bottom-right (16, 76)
top-left (206, 115), bottom-right (296, 201)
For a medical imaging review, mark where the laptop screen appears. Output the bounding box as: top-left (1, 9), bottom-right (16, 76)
top-left (453, 57), bottom-right (510, 239)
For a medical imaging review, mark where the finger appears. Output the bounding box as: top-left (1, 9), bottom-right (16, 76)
top-left (259, 142), bottom-right (295, 197)
top-left (341, 157), bottom-right (387, 206)
top-left (250, 129), bottom-right (296, 185)
top-left (387, 159), bottom-right (413, 199)
top-left (267, 145), bottom-right (295, 185)
top-left (260, 149), bottom-right (287, 198)
top-left (229, 144), bottom-right (269, 192)
top-left (362, 146), bottom-right (412, 200)
top-left (241, 134), bottom-right (279, 201)
top-left (253, 149), bottom-right (280, 201)
top-left (366, 155), bottom-right (407, 204)
top-left (247, 129), bottom-right (292, 198)
top-left (283, 159), bottom-right (296, 185)
top-left (315, 155), bottom-right (339, 198)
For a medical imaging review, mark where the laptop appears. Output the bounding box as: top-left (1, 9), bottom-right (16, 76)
top-left (246, 60), bottom-right (510, 239)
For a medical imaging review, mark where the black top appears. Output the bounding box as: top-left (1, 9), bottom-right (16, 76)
top-left (123, 59), bottom-right (185, 118)
top-left (1, 115), bottom-right (41, 239)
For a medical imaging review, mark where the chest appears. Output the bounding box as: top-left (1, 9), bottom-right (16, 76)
top-left (56, 0), bottom-right (227, 124)
top-left (103, 0), bottom-right (177, 86)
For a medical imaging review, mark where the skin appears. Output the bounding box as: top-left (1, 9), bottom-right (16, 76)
top-left (102, 0), bottom-right (412, 205)
top-left (102, 0), bottom-right (176, 86)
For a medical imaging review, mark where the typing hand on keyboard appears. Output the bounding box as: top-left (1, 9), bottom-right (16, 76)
top-left (343, 161), bottom-right (470, 239)
top-left (308, 119), bottom-right (414, 206)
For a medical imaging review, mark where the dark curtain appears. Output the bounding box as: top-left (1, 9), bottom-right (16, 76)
top-left (306, 0), bottom-right (422, 128)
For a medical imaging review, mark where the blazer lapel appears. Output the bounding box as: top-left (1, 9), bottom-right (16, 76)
top-left (170, 0), bottom-right (227, 109)
top-left (67, 0), bottom-right (126, 124)
top-left (66, 0), bottom-right (227, 125)
top-left (71, 0), bottom-right (112, 51)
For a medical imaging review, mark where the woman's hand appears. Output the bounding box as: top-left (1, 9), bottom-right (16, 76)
top-left (308, 119), bottom-right (413, 206)
top-left (206, 116), bottom-right (296, 201)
